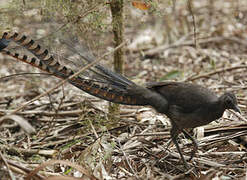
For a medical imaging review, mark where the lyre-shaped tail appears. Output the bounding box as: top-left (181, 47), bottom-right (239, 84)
top-left (0, 32), bottom-right (160, 106)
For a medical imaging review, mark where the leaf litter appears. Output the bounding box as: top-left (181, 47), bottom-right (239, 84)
top-left (0, 0), bottom-right (247, 179)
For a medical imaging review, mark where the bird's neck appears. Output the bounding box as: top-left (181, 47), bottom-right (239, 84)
top-left (209, 100), bottom-right (226, 120)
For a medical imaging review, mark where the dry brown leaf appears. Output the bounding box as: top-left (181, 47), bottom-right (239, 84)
top-left (0, 114), bottom-right (35, 134)
top-left (131, 1), bottom-right (150, 10)
top-left (26, 160), bottom-right (97, 180)
top-left (45, 176), bottom-right (84, 180)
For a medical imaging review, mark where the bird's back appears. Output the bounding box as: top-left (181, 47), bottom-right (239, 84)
top-left (147, 82), bottom-right (218, 113)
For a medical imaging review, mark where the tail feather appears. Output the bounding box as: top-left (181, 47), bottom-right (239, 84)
top-left (0, 32), bottom-right (152, 106)
top-left (61, 39), bottom-right (135, 87)
top-left (0, 38), bottom-right (10, 50)
top-left (2, 32), bottom-right (131, 89)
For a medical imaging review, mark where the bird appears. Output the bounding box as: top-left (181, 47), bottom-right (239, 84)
top-left (146, 81), bottom-right (240, 168)
top-left (0, 31), bottom-right (241, 169)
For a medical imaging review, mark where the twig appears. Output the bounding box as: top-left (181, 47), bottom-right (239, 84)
top-left (185, 65), bottom-right (247, 81)
top-left (170, 151), bottom-right (225, 167)
top-left (143, 36), bottom-right (247, 57)
top-left (0, 151), bottom-right (15, 180)
top-left (229, 109), bottom-right (247, 122)
top-left (0, 145), bottom-right (57, 157)
top-left (199, 130), bottom-right (247, 146)
top-left (37, 4), bottom-right (101, 41)
top-left (0, 73), bottom-right (51, 81)
top-left (117, 139), bottom-right (139, 178)
top-left (7, 160), bottom-right (44, 179)
top-left (187, 0), bottom-right (197, 48)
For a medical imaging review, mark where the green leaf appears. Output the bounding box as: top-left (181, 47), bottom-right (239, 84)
top-left (159, 70), bottom-right (182, 81)
top-left (210, 58), bottom-right (216, 69)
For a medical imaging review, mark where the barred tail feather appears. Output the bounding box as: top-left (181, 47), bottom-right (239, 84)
top-left (0, 32), bottom-right (153, 106)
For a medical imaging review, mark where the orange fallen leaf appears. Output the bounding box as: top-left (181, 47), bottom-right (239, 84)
top-left (132, 1), bottom-right (150, 10)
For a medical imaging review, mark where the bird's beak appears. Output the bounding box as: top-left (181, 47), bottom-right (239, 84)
top-left (233, 105), bottom-right (241, 114)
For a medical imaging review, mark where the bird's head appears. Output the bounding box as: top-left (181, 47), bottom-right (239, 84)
top-left (220, 92), bottom-right (241, 113)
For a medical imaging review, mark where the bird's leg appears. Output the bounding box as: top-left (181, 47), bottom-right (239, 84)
top-left (182, 129), bottom-right (198, 161)
top-left (170, 127), bottom-right (189, 169)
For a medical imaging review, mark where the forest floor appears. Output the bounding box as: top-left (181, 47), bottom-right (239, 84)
top-left (0, 0), bottom-right (247, 179)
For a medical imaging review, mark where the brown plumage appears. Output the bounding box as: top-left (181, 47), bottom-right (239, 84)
top-left (0, 32), bottom-right (240, 169)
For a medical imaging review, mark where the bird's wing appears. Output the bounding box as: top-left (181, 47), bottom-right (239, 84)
top-left (146, 81), bottom-right (218, 113)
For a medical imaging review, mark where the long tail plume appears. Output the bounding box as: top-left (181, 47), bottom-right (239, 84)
top-left (0, 32), bottom-right (151, 106)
